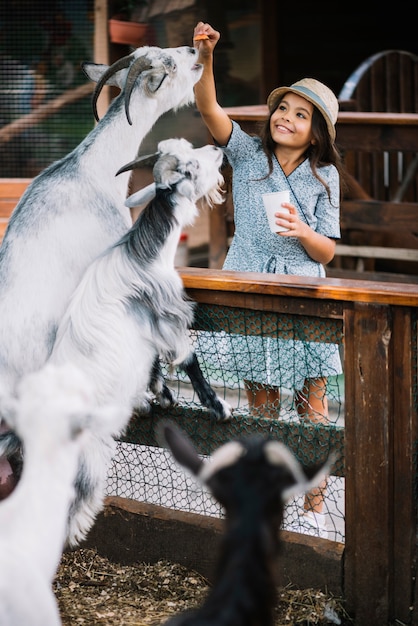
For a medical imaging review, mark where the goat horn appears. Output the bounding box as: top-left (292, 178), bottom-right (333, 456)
top-left (92, 55), bottom-right (133, 122)
top-left (116, 152), bottom-right (160, 176)
top-left (124, 57), bottom-right (153, 126)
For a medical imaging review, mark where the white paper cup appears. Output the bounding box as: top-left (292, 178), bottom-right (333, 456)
top-left (262, 190), bottom-right (290, 232)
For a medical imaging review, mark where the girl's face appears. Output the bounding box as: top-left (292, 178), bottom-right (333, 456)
top-left (270, 91), bottom-right (315, 150)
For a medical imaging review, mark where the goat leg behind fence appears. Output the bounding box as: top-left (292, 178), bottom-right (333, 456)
top-left (178, 352), bottom-right (231, 422)
top-left (149, 357), bottom-right (176, 408)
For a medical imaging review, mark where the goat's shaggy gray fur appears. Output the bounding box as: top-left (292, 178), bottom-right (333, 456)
top-left (46, 138), bottom-right (231, 546)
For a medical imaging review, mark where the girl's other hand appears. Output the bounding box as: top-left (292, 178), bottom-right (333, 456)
top-left (275, 203), bottom-right (306, 237)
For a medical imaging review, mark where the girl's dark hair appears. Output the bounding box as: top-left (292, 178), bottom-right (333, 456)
top-left (259, 106), bottom-right (349, 201)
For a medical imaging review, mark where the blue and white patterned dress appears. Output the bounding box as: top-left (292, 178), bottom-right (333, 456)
top-left (199, 121), bottom-right (343, 390)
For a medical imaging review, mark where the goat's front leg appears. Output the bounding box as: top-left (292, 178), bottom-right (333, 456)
top-left (149, 357), bottom-right (176, 408)
top-left (178, 352), bottom-right (232, 422)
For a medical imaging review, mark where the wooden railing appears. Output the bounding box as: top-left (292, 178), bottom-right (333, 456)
top-left (177, 268), bottom-right (418, 626)
top-left (109, 268), bottom-right (418, 625)
top-left (0, 178), bottom-right (32, 243)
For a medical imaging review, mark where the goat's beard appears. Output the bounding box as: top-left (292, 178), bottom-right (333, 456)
top-left (204, 178), bottom-right (225, 209)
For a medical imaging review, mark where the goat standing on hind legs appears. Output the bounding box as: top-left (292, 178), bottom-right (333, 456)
top-left (0, 363), bottom-right (130, 626)
top-left (0, 44), bottom-right (204, 495)
top-left (158, 420), bottom-right (334, 626)
top-left (47, 138), bottom-right (231, 547)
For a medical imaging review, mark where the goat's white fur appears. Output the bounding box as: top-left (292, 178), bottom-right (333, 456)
top-left (46, 138), bottom-right (230, 546)
top-left (0, 46), bottom-right (203, 396)
top-left (0, 363), bottom-right (130, 626)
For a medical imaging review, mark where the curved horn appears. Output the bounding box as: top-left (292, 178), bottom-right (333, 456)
top-left (92, 55), bottom-right (133, 122)
top-left (116, 152), bottom-right (160, 176)
top-left (124, 56), bottom-right (153, 125)
top-left (152, 154), bottom-right (180, 185)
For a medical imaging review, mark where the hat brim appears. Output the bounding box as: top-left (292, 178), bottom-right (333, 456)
top-left (267, 86), bottom-right (336, 142)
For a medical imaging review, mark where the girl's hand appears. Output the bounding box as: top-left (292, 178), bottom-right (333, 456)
top-left (193, 22), bottom-right (220, 53)
top-left (275, 203), bottom-right (307, 238)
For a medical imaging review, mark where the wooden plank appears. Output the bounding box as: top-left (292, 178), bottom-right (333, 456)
top-left (0, 179), bottom-right (32, 241)
top-left (343, 304), bottom-right (392, 624)
top-left (340, 200), bottom-right (418, 232)
top-left (326, 267), bottom-right (418, 284)
top-left (0, 178), bottom-right (31, 198)
top-left (334, 244), bottom-right (418, 262)
top-left (121, 409), bottom-right (345, 477)
top-left (0, 202), bottom-right (18, 217)
top-left (94, 0), bottom-right (111, 118)
top-left (392, 307), bottom-right (418, 623)
top-left (179, 268), bottom-right (418, 307)
top-left (84, 497), bottom-right (345, 595)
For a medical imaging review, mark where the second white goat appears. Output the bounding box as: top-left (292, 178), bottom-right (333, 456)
top-left (0, 363), bottom-right (130, 626)
top-left (47, 138), bottom-right (231, 546)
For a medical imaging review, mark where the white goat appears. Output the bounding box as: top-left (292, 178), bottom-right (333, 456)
top-left (158, 420), bottom-right (334, 626)
top-left (0, 363), bottom-right (130, 626)
top-left (0, 44), bottom-right (203, 483)
top-left (0, 45), bottom-right (202, 395)
top-left (47, 138), bottom-right (231, 547)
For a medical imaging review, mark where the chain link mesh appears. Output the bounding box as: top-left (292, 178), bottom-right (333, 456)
top-left (107, 303), bottom-right (346, 542)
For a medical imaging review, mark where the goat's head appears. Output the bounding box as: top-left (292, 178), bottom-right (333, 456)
top-left (82, 46), bottom-right (203, 125)
top-left (117, 138), bottom-right (225, 209)
top-left (157, 420), bottom-right (334, 518)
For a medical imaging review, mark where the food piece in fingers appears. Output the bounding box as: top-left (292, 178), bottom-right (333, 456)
top-left (193, 33), bottom-right (209, 41)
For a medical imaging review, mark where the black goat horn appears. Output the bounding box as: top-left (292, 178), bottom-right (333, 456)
top-left (116, 152), bottom-right (160, 176)
top-left (124, 56), bottom-right (153, 126)
top-left (91, 55), bottom-right (133, 122)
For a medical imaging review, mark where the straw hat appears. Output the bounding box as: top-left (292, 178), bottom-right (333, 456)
top-left (267, 78), bottom-right (338, 142)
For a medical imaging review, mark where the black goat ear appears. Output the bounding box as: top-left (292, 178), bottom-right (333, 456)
top-left (155, 419), bottom-right (203, 476)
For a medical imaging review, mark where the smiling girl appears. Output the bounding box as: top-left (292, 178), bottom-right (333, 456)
top-left (193, 22), bottom-right (348, 537)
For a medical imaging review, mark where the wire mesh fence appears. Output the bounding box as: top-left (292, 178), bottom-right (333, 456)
top-left (107, 303), bottom-right (346, 543)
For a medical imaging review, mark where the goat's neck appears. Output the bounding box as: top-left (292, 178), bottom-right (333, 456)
top-left (202, 516), bottom-right (279, 625)
top-left (81, 97), bottom-right (169, 195)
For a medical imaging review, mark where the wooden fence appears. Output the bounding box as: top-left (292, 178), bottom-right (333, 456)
top-left (94, 268), bottom-right (418, 626)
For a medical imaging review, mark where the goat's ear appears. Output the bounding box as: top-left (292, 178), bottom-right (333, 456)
top-left (81, 62), bottom-right (121, 88)
top-left (156, 419), bottom-right (203, 477)
top-left (143, 69), bottom-right (168, 95)
top-left (125, 183), bottom-right (156, 208)
top-left (281, 451), bottom-right (338, 503)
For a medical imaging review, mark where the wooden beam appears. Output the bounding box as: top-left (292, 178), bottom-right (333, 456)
top-left (94, 0), bottom-right (110, 117)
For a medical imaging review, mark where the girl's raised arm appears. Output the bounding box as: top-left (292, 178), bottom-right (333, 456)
top-left (193, 22), bottom-right (233, 146)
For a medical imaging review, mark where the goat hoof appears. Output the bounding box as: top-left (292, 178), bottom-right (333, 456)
top-left (157, 385), bottom-right (176, 408)
top-left (213, 397), bottom-right (232, 423)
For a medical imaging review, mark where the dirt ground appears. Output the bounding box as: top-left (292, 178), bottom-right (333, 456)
top-left (54, 548), bottom-right (352, 625)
